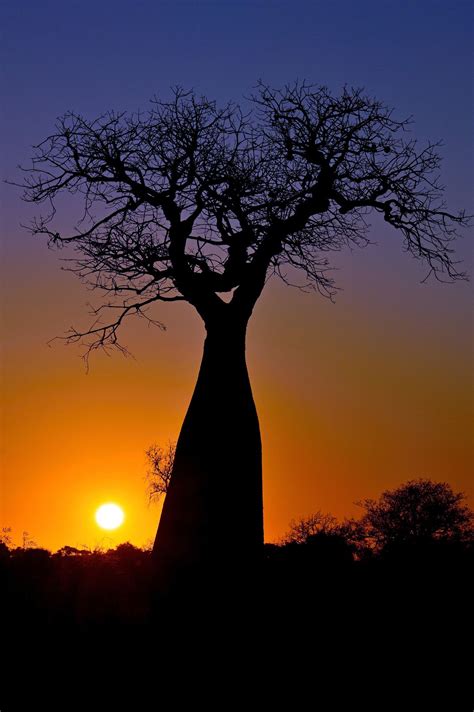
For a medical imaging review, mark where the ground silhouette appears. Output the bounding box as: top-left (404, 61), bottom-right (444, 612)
top-left (2, 479), bottom-right (472, 708)
top-left (0, 480), bottom-right (474, 712)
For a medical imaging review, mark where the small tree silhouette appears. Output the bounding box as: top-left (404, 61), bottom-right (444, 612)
top-left (357, 478), bottom-right (474, 552)
top-left (283, 512), bottom-right (338, 544)
top-left (0, 527), bottom-right (13, 548)
top-left (146, 441), bottom-right (176, 503)
top-left (22, 531), bottom-right (36, 549)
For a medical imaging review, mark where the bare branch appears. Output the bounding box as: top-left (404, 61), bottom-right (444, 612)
top-left (16, 82), bottom-right (469, 354)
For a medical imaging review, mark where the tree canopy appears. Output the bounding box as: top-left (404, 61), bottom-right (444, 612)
top-left (19, 82), bottom-right (468, 357)
top-left (357, 478), bottom-right (474, 550)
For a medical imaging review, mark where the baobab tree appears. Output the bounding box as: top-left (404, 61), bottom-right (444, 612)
top-left (19, 82), bottom-right (468, 589)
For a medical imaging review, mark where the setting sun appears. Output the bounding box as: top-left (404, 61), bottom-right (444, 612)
top-left (95, 503), bottom-right (125, 530)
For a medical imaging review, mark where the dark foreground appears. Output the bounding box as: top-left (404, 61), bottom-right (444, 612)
top-left (1, 540), bottom-right (472, 710)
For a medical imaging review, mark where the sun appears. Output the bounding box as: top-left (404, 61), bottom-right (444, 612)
top-left (95, 503), bottom-right (125, 530)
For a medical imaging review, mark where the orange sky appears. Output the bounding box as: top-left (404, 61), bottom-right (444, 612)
top-left (1, 227), bottom-right (472, 551)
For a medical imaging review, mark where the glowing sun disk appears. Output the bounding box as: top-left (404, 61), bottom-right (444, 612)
top-left (95, 503), bottom-right (124, 530)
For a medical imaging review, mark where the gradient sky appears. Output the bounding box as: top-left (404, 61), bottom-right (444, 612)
top-left (1, 0), bottom-right (472, 551)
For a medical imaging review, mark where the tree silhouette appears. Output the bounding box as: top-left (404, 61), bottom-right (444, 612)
top-left (283, 512), bottom-right (338, 544)
top-left (18, 82), bottom-right (468, 588)
top-left (0, 527), bottom-right (13, 548)
top-left (146, 441), bottom-right (176, 502)
top-left (22, 531), bottom-right (36, 549)
top-left (357, 479), bottom-right (474, 552)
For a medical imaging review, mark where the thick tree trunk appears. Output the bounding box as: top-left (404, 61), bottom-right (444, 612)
top-left (152, 311), bottom-right (263, 594)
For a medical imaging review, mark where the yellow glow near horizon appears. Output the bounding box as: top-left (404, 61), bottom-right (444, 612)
top-left (95, 503), bottom-right (125, 530)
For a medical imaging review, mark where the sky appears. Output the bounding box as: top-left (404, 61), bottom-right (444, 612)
top-left (0, 0), bottom-right (472, 551)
